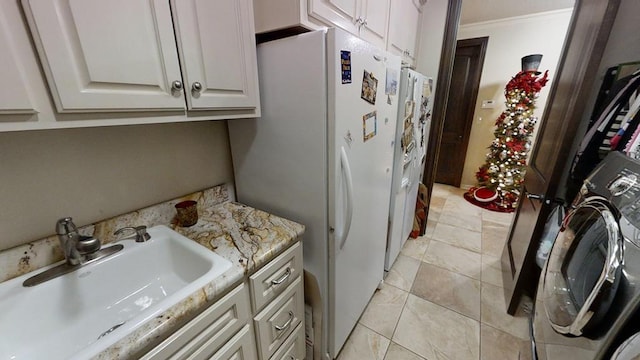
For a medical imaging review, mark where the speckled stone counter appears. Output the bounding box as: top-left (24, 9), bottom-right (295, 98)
top-left (0, 184), bottom-right (305, 360)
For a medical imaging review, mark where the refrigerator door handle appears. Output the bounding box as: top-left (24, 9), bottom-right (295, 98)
top-left (338, 146), bottom-right (354, 250)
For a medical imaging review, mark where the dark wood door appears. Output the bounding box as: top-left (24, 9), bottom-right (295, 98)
top-left (501, 0), bottom-right (621, 314)
top-left (435, 37), bottom-right (487, 186)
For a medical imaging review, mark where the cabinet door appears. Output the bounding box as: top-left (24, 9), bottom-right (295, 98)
top-left (308, 0), bottom-right (360, 35)
top-left (210, 325), bottom-right (258, 360)
top-left (388, 0), bottom-right (421, 64)
top-left (172, 0), bottom-right (259, 111)
top-left (141, 284), bottom-right (251, 360)
top-left (358, 0), bottom-right (390, 49)
top-left (269, 323), bottom-right (306, 360)
top-left (22, 0), bottom-right (185, 112)
top-left (0, 3), bottom-right (36, 117)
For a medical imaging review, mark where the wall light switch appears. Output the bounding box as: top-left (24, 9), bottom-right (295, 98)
top-left (481, 100), bottom-right (496, 109)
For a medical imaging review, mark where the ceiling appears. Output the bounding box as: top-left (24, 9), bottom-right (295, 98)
top-left (460, 0), bottom-right (575, 25)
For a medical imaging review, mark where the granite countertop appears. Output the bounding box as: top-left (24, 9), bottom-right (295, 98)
top-left (0, 184), bottom-right (304, 360)
top-left (96, 201), bottom-right (305, 359)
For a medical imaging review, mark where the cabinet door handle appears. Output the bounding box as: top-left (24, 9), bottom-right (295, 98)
top-left (171, 80), bottom-right (183, 96)
top-left (526, 193), bottom-right (545, 202)
top-left (191, 81), bottom-right (203, 94)
top-left (355, 17), bottom-right (367, 30)
top-left (271, 267), bottom-right (292, 286)
top-left (274, 311), bottom-right (294, 332)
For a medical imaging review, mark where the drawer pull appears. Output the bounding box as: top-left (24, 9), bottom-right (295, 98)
top-left (271, 267), bottom-right (292, 286)
top-left (274, 311), bottom-right (294, 332)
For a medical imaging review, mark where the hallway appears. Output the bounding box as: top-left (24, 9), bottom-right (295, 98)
top-left (337, 183), bottom-right (531, 360)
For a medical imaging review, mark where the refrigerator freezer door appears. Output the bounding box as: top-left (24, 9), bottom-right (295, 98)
top-left (386, 69), bottom-right (415, 271)
top-left (402, 71), bottom-right (427, 243)
top-left (326, 28), bottom-right (400, 358)
top-left (402, 160), bottom-right (420, 241)
top-left (418, 76), bottom-right (434, 178)
top-left (385, 70), bottom-right (432, 271)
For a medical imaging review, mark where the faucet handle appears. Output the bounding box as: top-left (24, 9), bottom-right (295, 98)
top-left (114, 226), bottom-right (151, 242)
top-left (56, 217), bottom-right (78, 235)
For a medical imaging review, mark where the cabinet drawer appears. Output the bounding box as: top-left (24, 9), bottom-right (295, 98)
top-left (254, 276), bottom-right (304, 360)
top-left (270, 322), bottom-right (305, 360)
top-left (250, 242), bottom-right (303, 312)
top-left (141, 283), bottom-right (250, 360)
top-left (208, 324), bottom-right (257, 360)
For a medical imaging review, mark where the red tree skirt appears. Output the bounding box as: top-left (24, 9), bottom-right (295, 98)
top-left (463, 187), bottom-right (515, 213)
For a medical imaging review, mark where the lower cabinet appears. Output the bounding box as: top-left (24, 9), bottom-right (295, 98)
top-left (270, 323), bottom-right (306, 360)
top-left (143, 242), bottom-right (305, 360)
top-left (140, 284), bottom-right (252, 360)
top-left (209, 326), bottom-right (258, 360)
top-left (254, 276), bottom-right (304, 360)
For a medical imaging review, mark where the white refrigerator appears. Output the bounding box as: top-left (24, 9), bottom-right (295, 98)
top-left (228, 29), bottom-right (400, 359)
top-left (385, 69), bottom-right (433, 271)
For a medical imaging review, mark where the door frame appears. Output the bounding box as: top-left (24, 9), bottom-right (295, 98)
top-left (435, 36), bottom-right (488, 186)
top-left (502, 0), bottom-right (621, 313)
top-left (421, 0), bottom-right (462, 215)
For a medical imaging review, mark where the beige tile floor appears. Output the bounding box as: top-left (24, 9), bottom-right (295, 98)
top-left (337, 183), bottom-right (532, 360)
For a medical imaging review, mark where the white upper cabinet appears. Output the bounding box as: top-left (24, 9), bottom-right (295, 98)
top-left (0, 0), bottom-right (61, 129)
top-left (0, 8), bottom-right (35, 116)
top-left (308, 0), bottom-right (360, 35)
top-left (171, 0), bottom-right (259, 111)
top-left (357, 0), bottom-right (390, 49)
top-left (22, 0), bottom-right (185, 112)
top-left (253, 0), bottom-right (422, 65)
top-left (388, 0), bottom-right (421, 65)
top-left (22, 0), bottom-right (260, 114)
top-left (308, 0), bottom-right (389, 48)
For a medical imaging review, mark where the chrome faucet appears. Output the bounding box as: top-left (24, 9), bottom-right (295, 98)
top-left (114, 225), bottom-right (151, 242)
top-left (23, 217), bottom-right (123, 286)
top-left (55, 217), bottom-right (101, 265)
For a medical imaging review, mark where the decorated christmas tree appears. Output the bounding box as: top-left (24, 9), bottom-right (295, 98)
top-left (467, 67), bottom-right (548, 211)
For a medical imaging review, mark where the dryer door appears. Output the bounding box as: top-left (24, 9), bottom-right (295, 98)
top-left (543, 196), bottom-right (623, 336)
top-left (611, 331), bottom-right (640, 359)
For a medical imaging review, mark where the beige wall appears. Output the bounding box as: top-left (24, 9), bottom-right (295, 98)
top-left (0, 121), bottom-right (233, 251)
top-left (456, 9), bottom-right (573, 188)
top-left (416, 0), bottom-right (448, 90)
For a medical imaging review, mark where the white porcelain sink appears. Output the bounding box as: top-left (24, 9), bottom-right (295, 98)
top-left (0, 225), bottom-right (232, 360)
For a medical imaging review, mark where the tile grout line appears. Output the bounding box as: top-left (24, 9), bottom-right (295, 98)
top-left (384, 339), bottom-right (429, 360)
top-left (442, 185), bottom-right (484, 358)
top-left (421, 215), bottom-right (484, 356)
top-left (381, 261), bottom-right (418, 359)
top-left (356, 291), bottom-right (411, 359)
top-left (391, 184), bottom-right (519, 359)
top-left (479, 260), bottom-right (484, 360)
top-left (480, 208), bottom-right (485, 360)
top-left (354, 280), bottom-right (410, 359)
top-left (458, 195), bottom-right (485, 360)
top-left (421, 238), bottom-right (482, 281)
top-left (455, 189), bottom-right (484, 360)
top-left (354, 322), bottom-right (391, 359)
